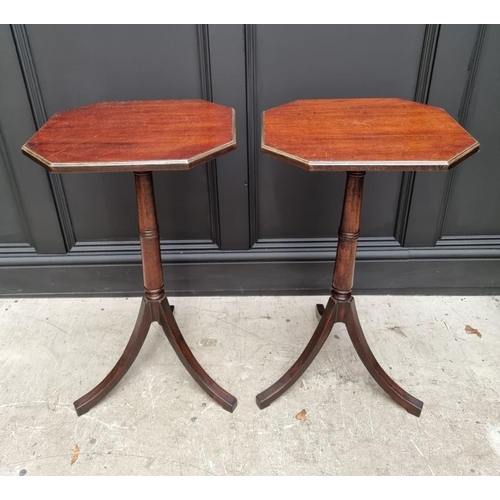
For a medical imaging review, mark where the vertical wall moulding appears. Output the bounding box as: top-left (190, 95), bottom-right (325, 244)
top-left (244, 24), bottom-right (259, 247)
top-left (434, 24), bottom-right (487, 244)
top-left (395, 24), bottom-right (441, 246)
top-left (197, 24), bottom-right (222, 248)
top-left (10, 24), bottom-right (76, 251)
top-left (0, 125), bottom-right (33, 247)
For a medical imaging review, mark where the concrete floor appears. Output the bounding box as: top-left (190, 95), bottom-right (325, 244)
top-left (0, 295), bottom-right (499, 476)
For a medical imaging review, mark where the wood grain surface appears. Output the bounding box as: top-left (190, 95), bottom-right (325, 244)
top-left (73, 171), bottom-right (238, 416)
top-left (22, 100), bottom-right (236, 173)
top-left (262, 98), bottom-right (479, 171)
top-left (256, 170), bottom-right (423, 416)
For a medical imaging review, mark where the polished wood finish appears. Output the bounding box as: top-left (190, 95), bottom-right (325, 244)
top-left (23, 99), bottom-right (238, 415)
top-left (343, 297), bottom-right (423, 416)
top-left (157, 297), bottom-right (236, 410)
top-left (136, 172), bottom-right (164, 302)
top-left (332, 172), bottom-right (364, 301)
top-left (256, 296), bottom-right (337, 410)
top-left (22, 100), bottom-right (236, 173)
top-left (74, 296), bottom-right (152, 416)
top-left (75, 172), bottom-right (237, 415)
top-left (262, 98), bottom-right (479, 171)
top-left (259, 98), bottom-right (480, 416)
top-left (256, 172), bottom-right (423, 416)
top-left (257, 297), bottom-right (423, 417)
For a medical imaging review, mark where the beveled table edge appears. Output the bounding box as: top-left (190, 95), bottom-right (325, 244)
top-left (21, 108), bottom-right (236, 174)
top-left (261, 141), bottom-right (480, 172)
top-left (261, 113), bottom-right (480, 172)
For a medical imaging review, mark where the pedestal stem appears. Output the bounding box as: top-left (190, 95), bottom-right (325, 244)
top-left (332, 171), bottom-right (365, 301)
top-left (135, 172), bottom-right (164, 301)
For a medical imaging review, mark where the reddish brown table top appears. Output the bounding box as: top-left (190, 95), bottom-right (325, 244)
top-left (22, 100), bottom-right (236, 173)
top-left (262, 98), bottom-right (479, 171)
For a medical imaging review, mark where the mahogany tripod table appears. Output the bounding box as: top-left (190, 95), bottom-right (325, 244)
top-left (257, 98), bottom-right (479, 416)
top-left (22, 100), bottom-right (237, 416)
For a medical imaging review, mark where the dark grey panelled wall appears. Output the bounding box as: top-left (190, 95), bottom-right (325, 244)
top-left (255, 25), bottom-right (424, 240)
top-left (0, 24), bottom-right (499, 296)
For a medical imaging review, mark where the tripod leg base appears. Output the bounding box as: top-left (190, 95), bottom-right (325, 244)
top-left (343, 298), bottom-right (423, 417)
top-left (158, 298), bottom-right (237, 413)
top-left (257, 297), bottom-right (423, 417)
top-left (256, 298), bottom-right (337, 410)
top-left (74, 172), bottom-right (236, 417)
top-left (74, 297), bottom-right (237, 416)
top-left (74, 298), bottom-right (151, 416)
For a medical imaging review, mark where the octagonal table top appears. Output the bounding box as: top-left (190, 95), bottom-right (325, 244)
top-left (261, 98), bottom-right (479, 171)
top-left (22, 100), bottom-right (236, 173)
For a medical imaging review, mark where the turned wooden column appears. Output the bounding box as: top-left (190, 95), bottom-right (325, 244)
top-left (257, 98), bottom-right (479, 416)
top-left (135, 172), bottom-right (164, 302)
top-left (22, 100), bottom-right (237, 415)
top-left (332, 172), bottom-right (365, 302)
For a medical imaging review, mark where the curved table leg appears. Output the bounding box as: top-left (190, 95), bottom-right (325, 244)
top-left (315, 303), bottom-right (325, 321)
top-left (256, 298), bottom-right (337, 409)
top-left (74, 298), bottom-right (152, 416)
top-left (158, 298), bottom-right (237, 413)
top-left (343, 298), bottom-right (423, 417)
